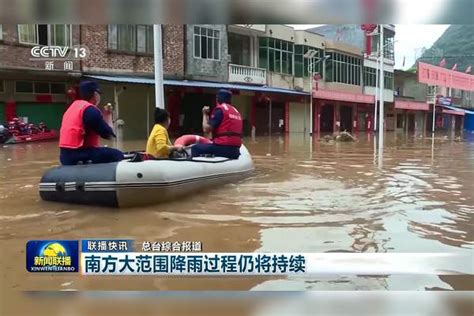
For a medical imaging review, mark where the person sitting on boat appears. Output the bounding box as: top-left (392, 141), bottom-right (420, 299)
top-left (145, 108), bottom-right (184, 159)
top-left (191, 89), bottom-right (242, 159)
top-left (59, 81), bottom-right (124, 165)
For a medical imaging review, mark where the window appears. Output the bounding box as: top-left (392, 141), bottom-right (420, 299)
top-left (384, 71), bottom-right (394, 90)
top-left (369, 27), bottom-right (395, 61)
top-left (18, 24), bottom-right (72, 46)
top-left (108, 25), bottom-right (153, 54)
top-left (294, 45), bottom-right (324, 78)
top-left (325, 52), bottom-right (361, 85)
top-left (0, 24), bottom-right (3, 41)
top-left (34, 82), bottom-right (50, 93)
top-left (16, 81), bottom-right (34, 93)
top-left (363, 68), bottom-right (393, 89)
top-left (0, 79), bottom-right (4, 93)
top-left (193, 26), bottom-right (220, 60)
top-left (452, 88), bottom-right (462, 98)
top-left (18, 24), bottom-right (37, 44)
top-left (258, 37), bottom-right (293, 75)
top-left (428, 85), bottom-right (437, 96)
top-left (228, 32), bottom-right (251, 66)
top-left (50, 83), bottom-right (66, 94)
top-left (15, 81), bottom-right (66, 94)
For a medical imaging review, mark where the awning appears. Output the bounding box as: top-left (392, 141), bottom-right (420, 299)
top-left (439, 105), bottom-right (465, 116)
top-left (84, 75), bottom-right (309, 96)
top-left (442, 104), bottom-right (474, 115)
top-left (313, 88), bottom-right (375, 104)
top-left (394, 100), bottom-right (429, 111)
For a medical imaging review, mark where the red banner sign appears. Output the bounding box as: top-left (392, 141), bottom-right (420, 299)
top-left (418, 62), bottom-right (474, 92)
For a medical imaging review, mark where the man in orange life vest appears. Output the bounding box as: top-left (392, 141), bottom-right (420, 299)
top-left (191, 89), bottom-right (242, 159)
top-left (59, 81), bottom-right (124, 165)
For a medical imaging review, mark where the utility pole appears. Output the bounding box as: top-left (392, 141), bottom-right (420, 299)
top-left (154, 25), bottom-right (165, 109)
top-left (378, 25), bottom-right (384, 151)
top-left (374, 55), bottom-right (379, 132)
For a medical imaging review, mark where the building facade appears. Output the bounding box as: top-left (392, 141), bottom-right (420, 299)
top-left (0, 24), bottom-right (81, 129)
top-left (392, 70), bottom-right (430, 134)
top-left (2, 24), bottom-right (408, 141)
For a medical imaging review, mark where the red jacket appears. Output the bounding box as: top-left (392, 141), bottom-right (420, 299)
top-left (212, 103), bottom-right (242, 147)
top-left (59, 100), bottom-right (100, 148)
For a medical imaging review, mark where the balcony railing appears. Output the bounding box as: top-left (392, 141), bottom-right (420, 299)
top-left (228, 64), bottom-right (267, 85)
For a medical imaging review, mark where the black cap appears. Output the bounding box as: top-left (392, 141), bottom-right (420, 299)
top-left (79, 81), bottom-right (101, 96)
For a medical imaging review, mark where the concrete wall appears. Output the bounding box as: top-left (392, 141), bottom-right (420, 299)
top-left (365, 86), bottom-right (394, 103)
top-left (289, 102), bottom-right (309, 133)
top-left (294, 30), bottom-right (325, 49)
top-left (99, 83), bottom-right (153, 140)
top-left (267, 73), bottom-right (294, 90)
top-left (394, 72), bottom-right (427, 102)
top-left (265, 25), bottom-right (295, 42)
top-left (232, 94), bottom-right (251, 120)
top-left (321, 82), bottom-right (363, 94)
top-left (0, 74), bottom-right (70, 103)
top-left (294, 77), bottom-right (311, 93)
top-left (185, 25), bottom-right (229, 82)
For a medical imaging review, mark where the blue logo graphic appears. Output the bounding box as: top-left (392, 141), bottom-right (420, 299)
top-left (26, 240), bottom-right (79, 272)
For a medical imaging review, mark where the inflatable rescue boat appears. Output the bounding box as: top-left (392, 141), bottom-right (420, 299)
top-left (39, 141), bottom-right (254, 208)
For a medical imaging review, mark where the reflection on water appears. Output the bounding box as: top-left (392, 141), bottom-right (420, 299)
top-left (0, 133), bottom-right (473, 300)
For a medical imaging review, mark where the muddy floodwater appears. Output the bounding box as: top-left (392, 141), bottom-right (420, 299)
top-left (1, 133), bottom-right (473, 315)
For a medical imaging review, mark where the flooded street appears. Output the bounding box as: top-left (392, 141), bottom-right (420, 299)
top-left (1, 133), bottom-right (473, 313)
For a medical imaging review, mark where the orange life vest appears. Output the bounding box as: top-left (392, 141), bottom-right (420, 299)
top-left (59, 100), bottom-right (100, 148)
top-left (212, 103), bottom-right (243, 147)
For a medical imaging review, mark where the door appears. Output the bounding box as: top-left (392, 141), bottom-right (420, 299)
top-left (182, 93), bottom-right (215, 135)
top-left (358, 112), bottom-right (366, 132)
top-left (407, 113), bottom-right (415, 131)
top-left (0, 102), bottom-right (4, 124)
top-left (320, 104), bottom-right (334, 133)
top-left (340, 105), bottom-right (352, 132)
top-left (16, 103), bottom-right (66, 129)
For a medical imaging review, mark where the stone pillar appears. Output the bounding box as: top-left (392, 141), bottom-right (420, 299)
top-left (314, 99), bottom-right (319, 134)
top-left (353, 103), bottom-right (359, 133)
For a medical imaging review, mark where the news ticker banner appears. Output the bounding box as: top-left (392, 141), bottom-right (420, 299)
top-left (26, 240), bottom-right (472, 276)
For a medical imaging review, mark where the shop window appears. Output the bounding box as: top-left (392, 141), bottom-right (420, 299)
top-left (15, 81), bottom-right (34, 93)
top-left (34, 82), bottom-right (50, 93)
top-left (50, 83), bottom-right (66, 94)
top-left (15, 81), bottom-right (66, 94)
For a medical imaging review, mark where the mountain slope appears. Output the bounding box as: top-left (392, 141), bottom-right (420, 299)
top-left (417, 25), bottom-right (474, 72)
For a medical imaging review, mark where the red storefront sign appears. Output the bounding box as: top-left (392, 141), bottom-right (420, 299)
top-left (417, 62), bottom-right (474, 91)
top-left (313, 89), bottom-right (375, 104)
top-left (394, 100), bottom-right (429, 111)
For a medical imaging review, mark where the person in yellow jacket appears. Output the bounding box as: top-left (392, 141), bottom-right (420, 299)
top-left (145, 108), bottom-right (183, 158)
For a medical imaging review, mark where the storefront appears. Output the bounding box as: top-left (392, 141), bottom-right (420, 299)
top-left (389, 99), bottom-right (429, 133)
top-left (85, 75), bottom-right (309, 139)
top-left (313, 89), bottom-right (375, 134)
